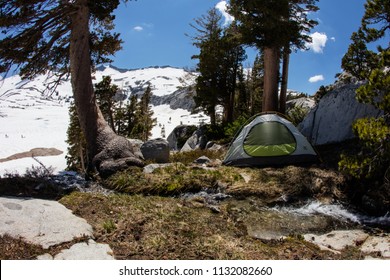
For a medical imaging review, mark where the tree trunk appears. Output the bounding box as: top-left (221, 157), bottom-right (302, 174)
top-left (262, 47), bottom-right (280, 112)
top-left (279, 45), bottom-right (290, 115)
top-left (209, 105), bottom-right (216, 126)
top-left (69, 0), bottom-right (143, 177)
top-left (227, 58), bottom-right (239, 123)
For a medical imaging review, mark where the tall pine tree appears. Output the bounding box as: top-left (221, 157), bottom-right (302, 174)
top-left (66, 102), bottom-right (87, 173)
top-left (0, 0), bottom-right (144, 177)
top-left (339, 0), bottom-right (389, 180)
top-left (131, 86), bottom-right (156, 141)
top-left (191, 8), bottom-right (224, 126)
top-left (228, 0), bottom-right (318, 112)
top-left (191, 8), bottom-right (246, 125)
top-left (95, 76), bottom-right (119, 133)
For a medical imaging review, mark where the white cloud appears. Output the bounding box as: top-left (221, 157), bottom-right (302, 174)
top-left (306, 32), bottom-right (328, 53)
top-left (133, 26), bottom-right (144, 32)
top-left (216, 1), bottom-right (234, 26)
top-left (309, 75), bottom-right (325, 83)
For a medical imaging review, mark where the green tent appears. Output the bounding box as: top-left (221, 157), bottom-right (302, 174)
top-left (223, 113), bottom-right (318, 166)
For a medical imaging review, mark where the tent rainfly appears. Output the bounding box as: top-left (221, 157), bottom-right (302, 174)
top-left (223, 113), bottom-right (319, 167)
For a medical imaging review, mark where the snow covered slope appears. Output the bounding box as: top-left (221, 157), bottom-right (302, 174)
top-left (0, 65), bottom-right (206, 176)
top-left (95, 65), bottom-right (195, 97)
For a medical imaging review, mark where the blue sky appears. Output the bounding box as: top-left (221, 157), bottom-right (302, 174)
top-left (111, 0), bottom-right (371, 95)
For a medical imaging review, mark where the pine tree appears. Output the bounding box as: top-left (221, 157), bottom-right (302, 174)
top-left (234, 65), bottom-right (250, 119)
top-left (249, 54), bottom-right (265, 115)
top-left (131, 86), bottom-right (156, 141)
top-left (190, 8), bottom-right (246, 125)
top-left (219, 23), bottom-right (247, 124)
top-left (341, 30), bottom-right (378, 80)
top-left (0, 0), bottom-right (144, 177)
top-left (65, 102), bottom-right (87, 173)
top-left (95, 76), bottom-right (119, 132)
top-left (361, 0), bottom-right (390, 42)
top-left (122, 95), bottom-right (138, 138)
top-left (228, 0), bottom-right (319, 112)
top-left (339, 0), bottom-right (389, 180)
top-left (114, 100), bottom-right (126, 136)
top-left (191, 8), bottom-right (224, 126)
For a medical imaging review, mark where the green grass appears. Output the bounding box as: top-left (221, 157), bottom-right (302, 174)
top-left (58, 192), bottom-right (364, 260)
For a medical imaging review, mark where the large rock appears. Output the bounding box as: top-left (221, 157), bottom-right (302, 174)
top-left (151, 87), bottom-right (196, 111)
top-left (304, 230), bottom-right (370, 253)
top-left (181, 127), bottom-right (208, 152)
top-left (167, 125), bottom-right (197, 150)
top-left (141, 138), bottom-right (170, 163)
top-left (39, 239), bottom-right (115, 260)
top-left (299, 83), bottom-right (383, 146)
top-left (0, 197), bottom-right (93, 249)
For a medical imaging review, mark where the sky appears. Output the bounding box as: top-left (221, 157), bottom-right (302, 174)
top-left (111, 0), bottom-right (372, 95)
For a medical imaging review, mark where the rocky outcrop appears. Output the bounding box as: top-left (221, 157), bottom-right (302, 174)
top-left (299, 83), bottom-right (383, 146)
top-left (140, 138), bottom-right (170, 163)
top-left (304, 230), bottom-right (390, 259)
top-left (0, 197), bottom-right (93, 249)
top-left (167, 125), bottom-right (197, 150)
top-left (286, 97), bottom-right (315, 111)
top-left (181, 127), bottom-right (208, 152)
top-left (150, 87), bottom-right (196, 111)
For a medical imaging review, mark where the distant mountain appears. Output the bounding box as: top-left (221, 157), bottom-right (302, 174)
top-left (0, 65), bottom-right (206, 150)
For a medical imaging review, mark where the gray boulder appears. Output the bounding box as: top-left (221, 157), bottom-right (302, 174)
top-left (298, 83), bottom-right (383, 146)
top-left (167, 125), bottom-right (197, 150)
top-left (141, 138), bottom-right (170, 163)
top-left (205, 141), bottom-right (223, 151)
top-left (0, 197), bottom-right (93, 249)
top-left (181, 127), bottom-right (208, 152)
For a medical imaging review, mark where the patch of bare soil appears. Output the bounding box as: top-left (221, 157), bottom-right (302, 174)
top-left (0, 147), bottom-right (63, 163)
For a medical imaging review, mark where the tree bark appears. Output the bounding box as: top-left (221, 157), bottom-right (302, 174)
top-left (262, 47), bottom-right (280, 112)
top-left (69, 0), bottom-right (143, 177)
top-left (279, 45), bottom-right (290, 115)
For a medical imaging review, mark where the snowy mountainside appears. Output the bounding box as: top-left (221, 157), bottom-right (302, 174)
top-left (0, 65), bottom-right (206, 176)
top-left (95, 65), bottom-right (196, 97)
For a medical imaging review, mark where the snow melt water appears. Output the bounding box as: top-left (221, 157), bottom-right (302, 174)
top-left (277, 201), bottom-right (390, 228)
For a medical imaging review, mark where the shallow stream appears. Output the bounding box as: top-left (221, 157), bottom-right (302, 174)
top-left (227, 199), bottom-right (390, 240)
top-left (182, 191), bottom-right (389, 240)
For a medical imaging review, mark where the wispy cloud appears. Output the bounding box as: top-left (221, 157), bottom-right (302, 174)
top-left (306, 32), bottom-right (328, 53)
top-left (216, 1), bottom-right (234, 26)
top-left (309, 75), bottom-right (325, 83)
top-left (133, 26), bottom-right (144, 32)
top-left (132, 23), bottom-right (154, 33)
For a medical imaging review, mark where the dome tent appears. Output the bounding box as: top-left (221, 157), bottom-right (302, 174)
top-left (223, 113), bottom-right (318, 167)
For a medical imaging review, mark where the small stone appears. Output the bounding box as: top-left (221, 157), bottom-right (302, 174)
top-left (208, 205), bottom-right (221, 213)
top-left (194, 156), bottom-right (211, 164)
